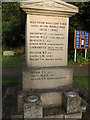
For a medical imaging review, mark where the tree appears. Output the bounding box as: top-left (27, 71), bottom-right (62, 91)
top-left (2, 2), bottom-right (26, 48)
top-left (68, 2), bottom-right (90, 60)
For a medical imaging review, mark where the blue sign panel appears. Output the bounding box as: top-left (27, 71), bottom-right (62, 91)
top-left (75, 37), bottom-right (80, 48)
top-left (75, 31), bottom-right (80, 48)
top-left (74, 30), bottom-right (90, 49)
top-left (85, 32), bottom-right (89, 48)
top-left (81, 31), bottom-right (85, 38)
top-left (76, 31), bottom-right (80, 37)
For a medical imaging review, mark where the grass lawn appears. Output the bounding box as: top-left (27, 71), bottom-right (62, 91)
top-left (2, 55), bottom-right (25, 67)
top-left (2, 77), bottom-right (19, 86)
top-left (73, 77), bottom-right (89, 91)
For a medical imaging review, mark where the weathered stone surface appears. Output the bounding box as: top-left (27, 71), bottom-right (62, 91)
top-left (3, 87), bottom-right (18, 119)
top-left (24, 95), bottom-right (43, 118)
top-left (62, 91), bottom-right (82, 114)
top-left (44, 107), bottom-right (65, 119)
top-left (43, 106), bottom-right (82, 119)
top-left (22, 87), bottom-right (73, 108)
top-left (18, 94), bottom-right (23, 112)
top-left (11, 114), bottom-right (23, 119)
top-left (40, 92), bottom-right (62, 108)
top-left (3, 51), bottom-right (14, 56)
top-left (20, 1), bottom-right (78, 67)
top-left (80, 99), bottom-right (87, 112)
top-left (5, 87), bottom-right (15, 96)
top-left (65, 112), bottom-right (82, 119)
top-left (22, 65), bottom-right (73, 90)
top-left (25, 15), bottom-right (69, 67)
top-left (20, 0), bottom-right (78, 17)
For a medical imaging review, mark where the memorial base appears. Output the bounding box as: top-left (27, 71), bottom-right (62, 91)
top-left (18, 89), bottom-right (86, 119)
top-left (22, 64), bottom-right (73, 90)
top-left (18, 64), bottom-right (87, 119)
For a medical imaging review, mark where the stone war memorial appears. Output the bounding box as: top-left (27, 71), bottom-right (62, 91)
top-left (19, 0), bottom-right (87, 119)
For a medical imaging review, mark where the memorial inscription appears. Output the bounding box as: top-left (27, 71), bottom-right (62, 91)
top-left (23, 67), bottom-right (73, 89)
top-left (26, 15), bottom-right (68, 67)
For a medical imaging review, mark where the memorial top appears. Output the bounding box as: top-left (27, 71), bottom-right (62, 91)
top-left (20, 0), bottom-right (79, 17)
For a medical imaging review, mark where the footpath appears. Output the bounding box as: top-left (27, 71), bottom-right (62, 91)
top-left (2, 63), bottom-right (89, 77)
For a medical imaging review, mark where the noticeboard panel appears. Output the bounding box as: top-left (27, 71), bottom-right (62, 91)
top-left (74, 30), bottom-right (90, 49)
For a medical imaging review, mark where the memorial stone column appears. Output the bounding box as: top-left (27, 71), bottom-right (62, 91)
top-left (20, 0), bottom-right (79, 111)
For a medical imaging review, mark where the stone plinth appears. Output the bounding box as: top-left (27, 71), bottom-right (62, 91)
top-left (24, 95), bottom-right (42, 118)
top-left (62, 91), bottom-right (82, 114)
top-left (22, 65), bottom-right (73, 90)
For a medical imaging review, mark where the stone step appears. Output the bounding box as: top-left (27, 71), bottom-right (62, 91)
top-left (44, 107), bottom-right (64, 118)
top-left (10, 107), bottom-right (83, 119)
top-left (3, 86), bottom-right (87, 119)
top-left (2, 87), bottom-right (16, 119)
top-left (11, 113), bottom-right (23, 119)
top-left (2, 95), bottom-right (13, 119)
top-left (43, 107), bottom-right (82, 119)
top-left (11, 105), bottom-right (86, 119)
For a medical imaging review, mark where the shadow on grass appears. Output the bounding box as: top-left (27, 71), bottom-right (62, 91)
top-left (2, 77), bottom-right (19, 86)
top-left (73, 77), bottom-right (89, 92)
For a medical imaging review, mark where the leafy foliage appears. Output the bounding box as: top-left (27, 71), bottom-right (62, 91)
top-left (68, 2), bottom-right (90, 60)
top-left (2, 2), bottom-right (90, 62)
top-left (2, 2), bottom-right (25, 48)
top-left (76, 50), bottom-right (88, 64)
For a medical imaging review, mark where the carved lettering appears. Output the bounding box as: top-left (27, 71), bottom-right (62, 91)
top-left (27, 15), bottom-right (68, 66)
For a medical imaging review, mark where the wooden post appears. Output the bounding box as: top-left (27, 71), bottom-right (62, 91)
top-left (74, 49), bottom-right (77, 62)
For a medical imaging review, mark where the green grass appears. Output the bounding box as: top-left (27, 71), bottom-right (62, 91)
top-left (2, 77), bottom-right (19, 86)
top-left (73, 77), bottom-right (89, 91)
top-left (68, 60), bottom-right (89, 67)
top-left (2, 55), bottom-right (25, 67)
top-left (68, 60), bottom-right (82, 66)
